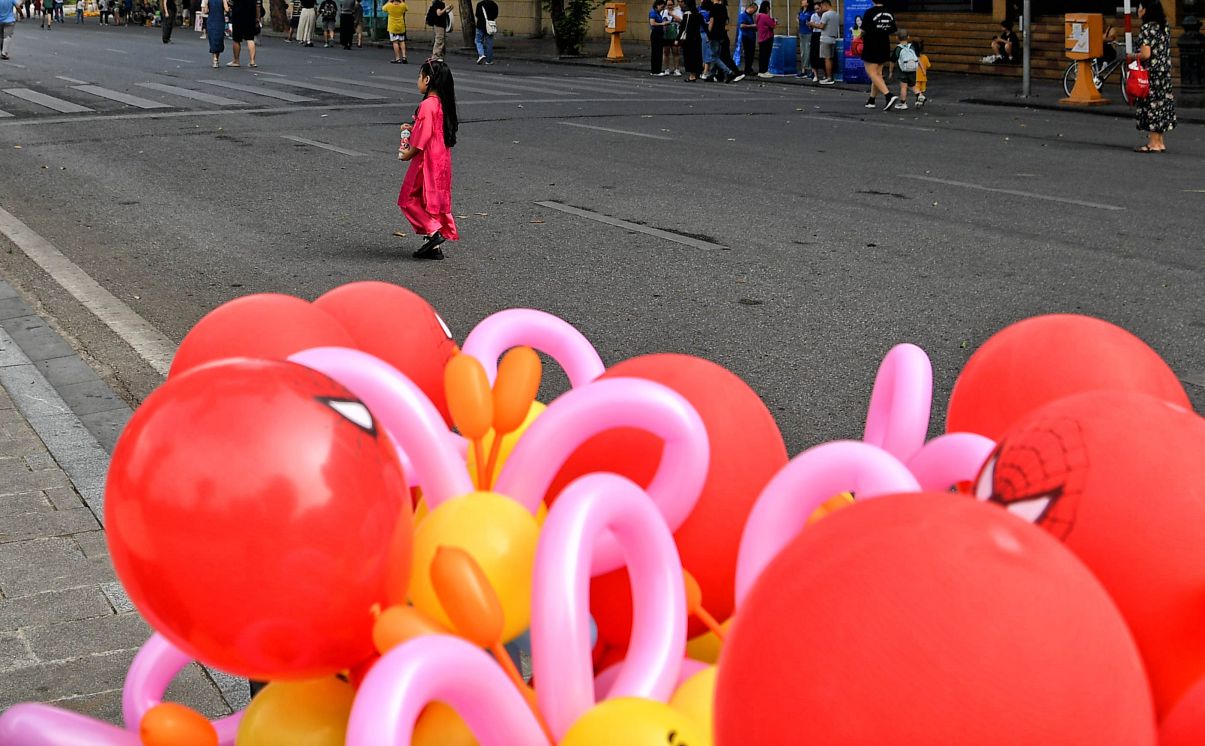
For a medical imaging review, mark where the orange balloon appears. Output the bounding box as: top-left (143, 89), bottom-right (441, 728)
top-left (373, 605), bottom-right (452, 655)
top-left (430, 546), bottom-right (505, 648)
top-left (139, 703), bottom-right (218, 746)
top-left (807, 492), bottom-right (855, 526)
top-left (683, 570), bottom-right (703, 616)
top-left (414, 702), bottom-right (480, 746)
top-left (445, 355), bottom-right (494, 441)
top-left (493, 347), bottom-right (542, 435)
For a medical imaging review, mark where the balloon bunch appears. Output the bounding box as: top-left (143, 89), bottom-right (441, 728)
top-left (0, 286), bottom-right (1199, 746)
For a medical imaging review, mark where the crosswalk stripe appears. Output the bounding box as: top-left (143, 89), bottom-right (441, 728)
top-left (0, 110), bottom-right (11, 118)
top-left (200, 80), bottom-right (314, 102)
top-left (459, 77), bottom-right (565, 95)
top-left (333, 75), bottom-right (514, 97)
top-left (72, 85), bottom-right (172, 109)
top-left (281, 135), bottom-right (366, 156)
top-left (259, 78), bottom-right (385, 100)
top-left (137, 82), bottom-right (245, 105)
top-left (2, 88), bottom-right (93, 114)
top-left (315, 76), bottom-right (419, 94)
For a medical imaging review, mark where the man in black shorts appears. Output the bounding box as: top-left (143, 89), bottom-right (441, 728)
top-left (228, 0), bottom-right (258, 65)
top-left (859, 0), bottom-right (896, 110)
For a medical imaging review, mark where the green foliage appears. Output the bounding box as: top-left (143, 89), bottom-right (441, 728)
top-left (542, 0), bottom-right (603, 55)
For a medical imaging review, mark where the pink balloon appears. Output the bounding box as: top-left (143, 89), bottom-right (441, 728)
top-left (595, 658), bottom-right (708, 701)
top-left (904, 432), bottom-right (996, 492)
top-left (531, 473), bottom-right (687, 740)
top-left (494, 378), bottom-right (708, 575)
top-left (863, 343), bottom-right (933, 462)
top-left (461, 309), bottom-right (605, 388)
top-left (124, 634), bottom-right (243, 744)
top-left (345, 635), bottom-right (548, 746)
top-left (734, 441), bottom-right (921, 606)
top-left (0, 704), bottom-right (140, 746)
top-left (289, 347), bottom-right (473, 507)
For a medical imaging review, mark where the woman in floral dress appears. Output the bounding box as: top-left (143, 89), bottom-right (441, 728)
top-left (1129, 0), bottom-right (1174, 153)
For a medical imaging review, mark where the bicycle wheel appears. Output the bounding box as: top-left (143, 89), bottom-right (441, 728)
top-left (1119, 63), bottom-right (1131, 105)
top-left (1063, 62), bottom-right (1077, 97)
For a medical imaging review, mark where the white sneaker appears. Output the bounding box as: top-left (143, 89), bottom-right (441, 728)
top-left (818, 77), bottom-right (835, 85)
top-left (894, 102), bottom-right (908, 110)
top-left (476, 55), bottom-right (485, 64)
top-left (672, 69), bottom-right (681, 76)
top-left (757, 72), bottom-right (772, 78)
top-left (731, 73), bottom-right (745, 82)
top-left (865, 99), bottom-right (876, 108)
top-left (916, 93), bottom-right (927, 106)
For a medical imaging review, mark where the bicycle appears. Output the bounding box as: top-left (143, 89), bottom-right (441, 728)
top-left (1062, 41), bottom-right (1131, 104)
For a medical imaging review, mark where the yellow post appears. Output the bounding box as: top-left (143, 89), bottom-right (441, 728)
top-left (1060, 13), bottom-right (1109, 105)
top-left (605, 2), bottom-right (626, 62)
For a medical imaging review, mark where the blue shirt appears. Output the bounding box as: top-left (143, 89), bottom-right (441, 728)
top-left (798, 9), bottom-right (812, 31)
top-left (737, 9), bottom-right (755, 39)
top-left (0, 0), bottom-right (17, 23)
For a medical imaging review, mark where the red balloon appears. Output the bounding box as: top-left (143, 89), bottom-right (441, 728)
top-left (1160, 678), bottom-right (1205, 746)
top-left (976, 391), bottom-right (1205, 719)
top-left (314, 282), bottom-right (458, 425)
top-left (106, 359), bottom-right (413, 680)
top-left (715, 493), bottom-right (1156, 746)
top-left (170, 294), bottom-right (355, 378)
top-left (544, 354), bottom-right (788, 644)
top-left (946, 314), bottom-right (1191, 440)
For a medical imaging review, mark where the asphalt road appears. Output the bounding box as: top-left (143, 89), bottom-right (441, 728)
top-left (0, 20), bottom-right (1201, 453)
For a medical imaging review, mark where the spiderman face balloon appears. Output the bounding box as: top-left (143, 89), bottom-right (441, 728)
top-left (106, 359), bottom-right (414, 681)
top-left (975, 390), bottom-right (1205, 720)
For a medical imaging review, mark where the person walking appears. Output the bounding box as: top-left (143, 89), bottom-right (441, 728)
top-left (705, 0), bottom-right (742, 82)
top-left (859, 0), bottom-right (895, 109)
top-left (649, 0), bottom-right (668, 75)
top-left (206, 0), bottom-right (226, 65)
top-left (337, 0), bottom-right (354, 48)
top-left (1, 0), bottom-right (16, 60)
top-left (755, 0), bottom-right (775, 76)
top-left (40, 0), bottom-right (51, 28)
top-left (680, 0), bottom-right (702, 80)
top-left (384, 0), bottom-right (406, 61)
top-left (399, 58), bottom-right (460, 260)
top-left (426, 0), bottom-right (447, 58)
top-left (228, 0), bottom-right (256, 63)
top-left (297, 0), bottom-right (315, 45)
top-left (75, 0), bottom-right (83, 22)
top-left (352, 0), bottom-right (363, 46)
top-left (1129, 0), bottom-right (1174, 153)
top-left (473, 0), bottom-right (496, 63)
top-left (161, 0), bottom-right (175, 38)
top-left (318, 0), bottom-right (336, 45)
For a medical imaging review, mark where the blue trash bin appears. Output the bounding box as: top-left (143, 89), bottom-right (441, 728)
top-left (768, 34), bottom-right (798, 76)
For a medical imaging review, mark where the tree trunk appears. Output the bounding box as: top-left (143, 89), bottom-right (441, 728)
top-left (459, 0), bottom-right (475, 47)
top-left (269, 0), bottom-right (286, 31)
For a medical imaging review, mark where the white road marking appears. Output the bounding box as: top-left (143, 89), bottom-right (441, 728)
top-left (901, 174), bottom-right (1125, 211)
top-left (795, 113), bottom-right (937, 133)
top-left (1183, 371), bottom-right (1205, 388)
top-left (2, 88), bottom-right (93, 113)
top-left (57, 40), bottom-right (79, 46)
top-left (104, 48), bottom-right (128, 54)
top-left (55, 75), bottom-right (89, 84)
top-left (0, 205), bottom-right (176, 376)
top-left (260, 77), bottom-right (384, 100)
top-left (72, 85), bottom-right (172, 109)
top-left (280, 135), bottom-right (366, 156)
top-left (201, 79), bottom-right (314, 102)
top-left (315, 75), bottom-right (415, 93)
top-left (558, 121), bottom-right (672, 140)
top-left (0, 109), bottom-right (10, 118)
top-left (166, 57), bottom-right (192, 63)
top-left (535, 201), bottom-right (724, 250)
top-left (250, 69), bottom-right (287, 77)
top-left (137, 82), bottom-right (244, 105)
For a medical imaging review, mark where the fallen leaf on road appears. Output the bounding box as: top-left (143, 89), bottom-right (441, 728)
top-left (13, 146), bottom-right (20, 149)
top-left (475, 212), bottom-right (488, 216)
top-left (392, 230), bottom-right (407, 238)
top-left (456, 215), bottom-right (468, 219)
top-left (530, 218), bottom-right (545, 224)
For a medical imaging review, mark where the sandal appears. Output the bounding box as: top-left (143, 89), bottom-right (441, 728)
top-left (1133, 145), bottom-right (1164, 153)
top-left (226, 61), bottom-right (240, 67)
top-left (248, 62), bottom-right (257, 67)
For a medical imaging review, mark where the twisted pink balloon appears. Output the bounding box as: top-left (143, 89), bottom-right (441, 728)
top-left (494, 378), bottom-right (708, 575)
top-left (531, 473), bottom-right (687, 740)
top-left (124, 633), bottom-right (243, 744)
top-left (289, 347), bottom-right (473, 508)
top-left (461, 309), bottom-right (605, 388)
top-left (595, 658), bottom-right (708, 701)
top-left (734, 441), bottom-right (922, 605)
top-left (0, 704), bottom-right (140, 746)
top-left (345, 635), bottom-right (549, 746)
top-left (905, 432), bottom-right (996, 492)
top-left (863, 343), bottom-right (934, 463)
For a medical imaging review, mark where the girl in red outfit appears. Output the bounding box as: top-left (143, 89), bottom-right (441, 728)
top-left (398, 58), bottom-right (459, 260)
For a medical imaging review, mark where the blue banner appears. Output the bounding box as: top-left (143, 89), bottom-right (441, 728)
top-left (842, 0), bottom-right (872, 84)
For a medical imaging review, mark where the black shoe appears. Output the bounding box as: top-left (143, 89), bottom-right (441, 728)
top-left (883, 94), bottom-right (899, 111)
top-left (412, 231), bottom-right (447, 259)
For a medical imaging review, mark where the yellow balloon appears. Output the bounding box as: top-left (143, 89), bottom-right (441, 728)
top-left (413, 702), bottom-right (479, 746)
top-left (685, 619), bottom-right (732, 665)
top-left (561, 698), bottom-right (706, 746)
top-left (416, 493), bottom-right (546, 530)
top-left (670, 667), bottom-right (716, 746)
top-left (410, 491), bottom-right (540, 643)
top-left (467, 401), bottom-right (546, 487)
top-left (235, 678), bottom-right (354, 746)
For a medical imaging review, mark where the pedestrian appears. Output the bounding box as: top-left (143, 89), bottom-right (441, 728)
top-left (286, 0), bottom-right (298, 40)
top-left (1, 0), bottom-right (16, 60)
top-left (54, 0), bottom-right (62, 23)
top-left (705, 0), bottom-right (742, 82)
top-left (680, 0), bottom-right (702, 80)
top-left (161, 0), bottom-right (174, 38)
top-left (23, 0), bottom-right (32, 21)
top-left (40, 0), bottom-right (51, 28)
top-left (809, 0), bottom-right (837, 83)
top-left (352, 0), bottom-right (363, 46)
top-left (987, 19), bottom-right (1017, 63)
top-left (399, 58), bottom-right (459, 260)
top-left (337, 0), bottom-right (353, 47)
top-left (75, 0), bottom-right (83, 21)
top-left (889, 29), bottom-right (922, 109)
top-left (755, 0), bottom-right (775, 76)
top-left (206, 0), bottom-right (226, 65)
top-left (648, 0), bottom-right (668, 76)
top-left (121, 0), bottom-right (131, 24)
top-left (662, 0), bottom-right (682, 75)
top-left (297, 0), bottom-right (315, 45)
top-left (384, 0), bottom-right (406, 61)
top-left (474, 0), bottom-right (496, 64)
top-left (318, 0), bottom-right (336, 46)
top-left (859, 0), bottom-right (895, 109)
top-left (698, 0), bottom-right (714, 79)
top-left (913, 38), bottom-right (929, 105)
top-left (736, 1), bottom-right (754, 76)
top-left (1129, 0), bottom-right (1174, 153)
top-left (795, 0), bottom-right (813, 79)
top-left (228, 0), bottom-right (256, 63)
top-left (425, 0), bottom-right (447, 59)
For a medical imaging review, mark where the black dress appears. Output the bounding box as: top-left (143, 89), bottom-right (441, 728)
top-left (681, 9), bottom-right (703, 74)
top-left (1135, 22), bottom-right (1175, 134)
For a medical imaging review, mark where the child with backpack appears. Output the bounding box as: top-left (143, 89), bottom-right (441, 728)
top-left (891, 29), bottom-right (925, 109)
top-left (398, 58), bottom-right (459, 260)
top-left (914, 39), bottom-right (930, 105)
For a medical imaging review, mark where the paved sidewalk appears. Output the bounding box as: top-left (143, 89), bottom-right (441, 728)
top-left (0, 279), bottom-right (243, 724)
